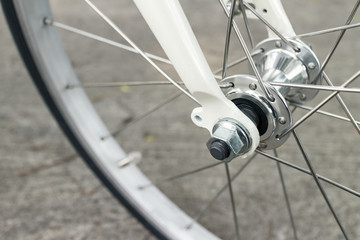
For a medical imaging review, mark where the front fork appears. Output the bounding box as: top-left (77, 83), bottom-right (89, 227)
top-left (133, 0), bottom-right (295, 158)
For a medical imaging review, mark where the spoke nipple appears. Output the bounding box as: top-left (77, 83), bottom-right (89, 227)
top-left (186, 223), bottom-right (194, 230)
top-left (249, 83), bottom-right (257, 90)
top-left (275, 41), bottom-right (282, 48)
top-left (65, 83), bottom-right (75, 89)
top-left (278, 117), bottom-right (287, 125)
top-left (219, 82), bottom-right (234, 88)
top-left (299, 93), bottom-right (307, 101)
top-left (43, 17), bottom-right (53, 25)
top-left (308, 62), bottom-right (316, 70)
top-left (269, 95), bottom-right (276, 102)
top-left (117, 152), bottom-right (142, 168)
top-left (259, 142), bottom-right (267, 149)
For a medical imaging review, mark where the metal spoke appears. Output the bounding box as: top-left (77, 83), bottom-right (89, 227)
top-left (68, 73), bottom-right (360, 94)
top-left (187, 155), bottom-right (255, 229)
top-left (101, 92), bottom-right (183, 140)
top-left (238, 0), bottom-right (254, 48)
top-left (274, 149), bottom-right (298, 240)
top-left (291, 103), bottom-right (360, 126)
top-left (323, 73), bottom-right (360, 134)
top-left (44, 19), bottom-right (172, 65)
top-left (311, 2), bottom-right (360, 136)
top-left (45, 20), bottom-right (258, 85)
top-left (213, 49), bottom-right (262, 76)
top-left (221, 0), bottom-right (238, 79)
top-left (85, 0), bottom-right (199, 104)
top-left (280, 70), bottom-right (360, 137)
top-left (296, 22), bottom-right (360, 39)
top-left (218, 0), bottom-right (275, 101)
top-left (67, 81), bottom-right (185, 88)
top-left (292, 131), bottom-right (348, 239)
top-left (139, 162), bottom-right (223, 189)
top-left (69, 80), bottom-right (237, 89)
top-left (46, 20), bottom-right (250, 82)
top-left (269, 82), bottom-right (360, 93)
top-left (256, 150), bottom-right (360, 198)
top-left (225, 162), bottom-right (241, 240)
top-left (317, 0), bottom-right (360, 75)
top-left (242, 2), bottom-right (300, 52)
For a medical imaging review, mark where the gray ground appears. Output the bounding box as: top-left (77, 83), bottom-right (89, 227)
top-left (1, 0), bottom-right (360, 240)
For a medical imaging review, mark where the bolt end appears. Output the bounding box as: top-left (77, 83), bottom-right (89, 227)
top-left (209, 140), bottom-right (231, 160)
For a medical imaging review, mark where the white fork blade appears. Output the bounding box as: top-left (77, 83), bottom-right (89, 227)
top-left (133, 0), bottom-right (259, 156)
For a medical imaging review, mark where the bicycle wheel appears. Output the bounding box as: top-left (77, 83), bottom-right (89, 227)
top-left (2, 0), bottom-right (360, 239)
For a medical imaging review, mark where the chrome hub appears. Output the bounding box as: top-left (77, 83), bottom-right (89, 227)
top-left (221, 75), bottom-right (291, 150)
top-left (217, 39), bottom-right (322, 152)
top-left (252, 38), bottom-right (322, 103)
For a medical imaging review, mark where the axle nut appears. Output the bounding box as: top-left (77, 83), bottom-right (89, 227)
top-left (206, 119), bottom-right (251, 162)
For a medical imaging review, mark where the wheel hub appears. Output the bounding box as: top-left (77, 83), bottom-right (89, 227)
top-left (221, 74), bottom-right (291, 150)
top-left (252, 38), bottom-right (322, 103)
top-left (217, 39), bottom-right (322, 152)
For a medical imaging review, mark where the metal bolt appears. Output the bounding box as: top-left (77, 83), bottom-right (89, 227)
top-left (278, 117), bottom-right (287, 125)
top-left (206, 120), bottom-right (251, 162)
top-left (209, 140), bottom-right (231, 160)
top-left (275, 41), bottom-right (282, 48)
top-left (249, 83), bottom-right (257, 90)
top-left (308, 62), bottom-right (316, 70)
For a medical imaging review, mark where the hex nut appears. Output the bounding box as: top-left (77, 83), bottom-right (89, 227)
top-left (206, 119), bottom-right (251, 162)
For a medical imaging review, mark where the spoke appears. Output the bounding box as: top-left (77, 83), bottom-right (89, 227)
top-left (45, 20), bottom-right (256, 85)
top-left (274, 149), bottom-right (298, 240)
top-left (256, 150), bottom-right (360, 198)
top-left (225, 162), bottom-right (241, 240)
top-left (291, 103), bottom-right (360, 126)
top-left (102, 92), bottom-right (183, 140)
top-left (238, 0), bottom-right (254, 48)
top-left (296, 22), bottom-right (360, 38)
top-left (69, 80), bottom-right (236, 89)
top-left (139, 162), bottom-right (223, 189)
top-left (218, 0), bottom-right (275, 101)
top-left (45, 19), bottom-right (172, 65)
top-left (323, 73), bottom-right (360, 134)
top-left (85, 0), bottom-right (199, 104)
top-left (292, 131), bottom-right (348, 239)
top-left (68, 73), bottom-right (360, 94)
top-left (242, 2), bottom-right (300, 52)
top-left (47, 19), bottom-right (250, 82)
top-left (187, 154), bottom-right (255, 229)
top-left (67, 81), bottom-right (185, 88)
top-left (221, 0), bottom-right (238, 79)
top-left (280, 70), bottom-right (360, 137)
top-left (213, 49), bottom-right (262, 76)
top-left (317, 0), bottom-right (360, 75)
top-left (269, 82), bottom-right (360, 93)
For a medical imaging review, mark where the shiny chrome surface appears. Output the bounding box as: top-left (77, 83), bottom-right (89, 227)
top-left (252, 38), bottom-right (322, 104)
top-left (221, 75), bottom-right (292, 150)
